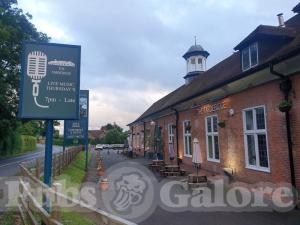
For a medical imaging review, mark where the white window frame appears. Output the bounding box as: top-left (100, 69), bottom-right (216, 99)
top-left (243, 105), bottom-right (270, 173)
top-left (140, 132), bottom-right (144, 148)
top-left (242, 42), bottom-right (258, 71)
top-left (183, 120), bottom-right (192, 157)
top-left (205, 115), bottom-right (220, 162)
top-left (168, 123), bottom-right (175, 144)
top-left (136, 133), bottom-right (140, 148)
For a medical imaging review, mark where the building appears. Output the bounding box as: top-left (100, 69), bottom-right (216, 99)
top-left (88, 129), bottom-right (106, 141)
top-left (128, 4), bottom-right (300, 192)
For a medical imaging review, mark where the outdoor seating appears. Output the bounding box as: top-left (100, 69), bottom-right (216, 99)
top-left (187, 174), bottom-right (208, 189)
top-left (148, 159), bottom-right (165, 172)
top-left (160, 164), bottom-right (180, 177)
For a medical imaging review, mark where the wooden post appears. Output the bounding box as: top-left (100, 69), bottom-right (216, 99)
top-left (51, 182), bottom-right (62, 222)
top-left (36, 158), bottom-right (40, 179)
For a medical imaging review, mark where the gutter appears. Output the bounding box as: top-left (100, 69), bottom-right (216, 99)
top-left (171, 108), bottom-right (180, 166)
top-left (269, 63), bottom-right (297, 204)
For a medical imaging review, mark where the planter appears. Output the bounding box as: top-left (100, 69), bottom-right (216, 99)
top-left (278, 100), bottom-right (292, 112)
top-left (98, 168), bottom-right (105, 176)
top-left (99, 179), bottom-right (109, 190)
top-left (218, 121), bottom-right (226, 128)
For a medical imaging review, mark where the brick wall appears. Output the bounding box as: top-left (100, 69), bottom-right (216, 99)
top-left (130, 73), bottom-right (300, 192)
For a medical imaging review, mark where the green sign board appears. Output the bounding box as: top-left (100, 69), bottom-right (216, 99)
top-left (64, 90), bottom-right (89, 140)
top-left (19, 41), bottom-right (81, 119)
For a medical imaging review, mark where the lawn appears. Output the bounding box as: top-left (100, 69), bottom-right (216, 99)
top-left (54, 151), bottom-right (94, 225)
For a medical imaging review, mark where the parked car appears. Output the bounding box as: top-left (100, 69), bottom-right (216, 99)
top-left (95, 144), bottom-right (103, 151)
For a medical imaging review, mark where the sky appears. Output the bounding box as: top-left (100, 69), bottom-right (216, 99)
top-left (18, 0), bottom-right (299, 131)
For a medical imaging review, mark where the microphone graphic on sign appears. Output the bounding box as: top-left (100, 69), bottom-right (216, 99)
top-left (27, 51), bottom-right (49, 108)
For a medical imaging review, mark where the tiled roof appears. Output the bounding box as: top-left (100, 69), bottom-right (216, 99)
top-left (129, 13), bottom-right (300, 125)
top-left (234, 25), bottom-right (296, 50)
top-left (292, 3), bottom-right (300, 13)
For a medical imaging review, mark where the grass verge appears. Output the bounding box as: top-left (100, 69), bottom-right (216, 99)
top-left (54, 151), bottom-right (94, 225)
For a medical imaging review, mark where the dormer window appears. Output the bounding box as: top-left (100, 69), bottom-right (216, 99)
top-left (242, 42), bottom-right (258, 71)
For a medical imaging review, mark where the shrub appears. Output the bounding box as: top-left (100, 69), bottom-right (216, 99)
top-left (53, 138), bottom-right (64, 146)
top-left (21, 135), bottom-right (37, 152)
top-left (0, 131), bottom-right (22, 156)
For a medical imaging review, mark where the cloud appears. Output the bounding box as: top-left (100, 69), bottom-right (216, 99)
top-left (18, 0), bottom-right (299, 130)
top-left (88, 85), bottom-right (169, 129)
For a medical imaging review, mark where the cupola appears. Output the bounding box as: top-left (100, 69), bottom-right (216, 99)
top-left (183, 41), bottom-right (209, 85)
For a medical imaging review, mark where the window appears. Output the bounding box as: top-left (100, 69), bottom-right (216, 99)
top-left (243, 106), bottom-right (269, 172)
top-left (168, 124), bottom-right (175, 144)
top-left (198, 58), bottom-right (202, 65)
top-left (140, 132), bottom-right (144, 148)
top-left (205, 115), bottom-right (220, 162)
top-left (183, 120), bottom-right (192, 156)
top-left (136, 133), bottom-right (140, 148)
top-left (191, 58), bottom-right (196, 64)
top-left (242, 42), bottom-right (258, 71)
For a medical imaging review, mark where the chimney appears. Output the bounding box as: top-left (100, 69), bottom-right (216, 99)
top-left (277, 13), bottom-right (285, 27)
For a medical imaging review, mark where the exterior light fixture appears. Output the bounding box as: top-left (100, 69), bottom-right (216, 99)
top-left (229, 108), bottom-right (235, 116)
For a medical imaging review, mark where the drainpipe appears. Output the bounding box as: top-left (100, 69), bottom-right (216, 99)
top-left (171, 108), bottom-right (180, 166)
top-left (143, 121), bottom-right (146, 157)
top-left (269, 64), bottom-right (296, 190)
top-left (131, 126), bottom-right (134, 151)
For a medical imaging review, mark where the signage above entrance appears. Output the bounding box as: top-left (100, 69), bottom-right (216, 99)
top-left (198, 101), bottom-right (229, 114)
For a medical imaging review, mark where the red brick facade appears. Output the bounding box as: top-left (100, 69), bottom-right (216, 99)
top-left (130, 74), bottom-right (300, 191)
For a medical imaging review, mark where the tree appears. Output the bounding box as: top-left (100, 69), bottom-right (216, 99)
top-left (93, 123), bottom-right (127, 144)
top-left (0, 1), bottom-right (49, 151)
top-left (104, 128), bottom-right (127, 144)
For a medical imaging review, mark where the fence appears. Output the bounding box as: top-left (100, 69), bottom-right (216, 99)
top-left (21, 146), bottom-right (82, 179)
top-left (18, 146), bottom-right (137, 225)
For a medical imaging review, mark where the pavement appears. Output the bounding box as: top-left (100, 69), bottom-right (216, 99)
top-left (0, 144), bottom-right (63, 177)
top-left (86, 149), bottom-right (300, 225)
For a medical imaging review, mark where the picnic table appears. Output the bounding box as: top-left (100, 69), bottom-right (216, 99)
top-left (160, 164), bottom-right (181, 177)
top-left (188, 174), bottom-right (208, 189)
top-left (148, 159), bottom-right (165, 172)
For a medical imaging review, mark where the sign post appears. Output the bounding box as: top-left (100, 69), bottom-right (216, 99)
top-left (19, 41), bottom-right (81, 213)
top-left (64, 90), bottom-right (89, 170)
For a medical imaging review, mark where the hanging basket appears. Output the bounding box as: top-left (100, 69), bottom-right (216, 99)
top-left (218, 120), bottom-right (226, 128)
top-left (278, 100), bottom-right (292, 112)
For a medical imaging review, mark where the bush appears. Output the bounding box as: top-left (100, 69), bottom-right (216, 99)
top-left (53, 138), bottom-right (64, 146)
top-left (21, 135), bottom-right (37, 152)
top-left (0, 131), bottom-right (22, 156)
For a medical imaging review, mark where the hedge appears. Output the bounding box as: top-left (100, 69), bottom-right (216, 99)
top-left (53, 138), bottom-right (64, 146)
top-left (21, 135), bottom-right (37, 152)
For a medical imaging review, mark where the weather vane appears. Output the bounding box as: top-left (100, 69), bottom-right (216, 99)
top-left (194, 36), bottom-right (197, 45)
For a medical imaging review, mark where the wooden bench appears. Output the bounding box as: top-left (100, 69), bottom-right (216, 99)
top-left (164, 171), bottom-right (180, 177)
top-left (188, 175), bottom-right (208, 189)
top-left (180, 169), bottom-right (186, 176)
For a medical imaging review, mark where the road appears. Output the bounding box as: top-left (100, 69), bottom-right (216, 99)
top-left (0, 144), bottom-right (63, 177)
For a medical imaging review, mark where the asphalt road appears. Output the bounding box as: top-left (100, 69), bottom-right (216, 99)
top-left (0, 144), bottom-right (63, 177)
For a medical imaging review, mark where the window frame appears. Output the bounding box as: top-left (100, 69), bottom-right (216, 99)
top-left (205, 115), bottom-right (220, 163)
top-left (183, 120), bottom-right (192, 157)
top-left (242, 42), bottom-right (258, 71)
top-left (242, 105), bottom-right (270, 173)
top-left (168, 123), bottom-right (175, 144)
